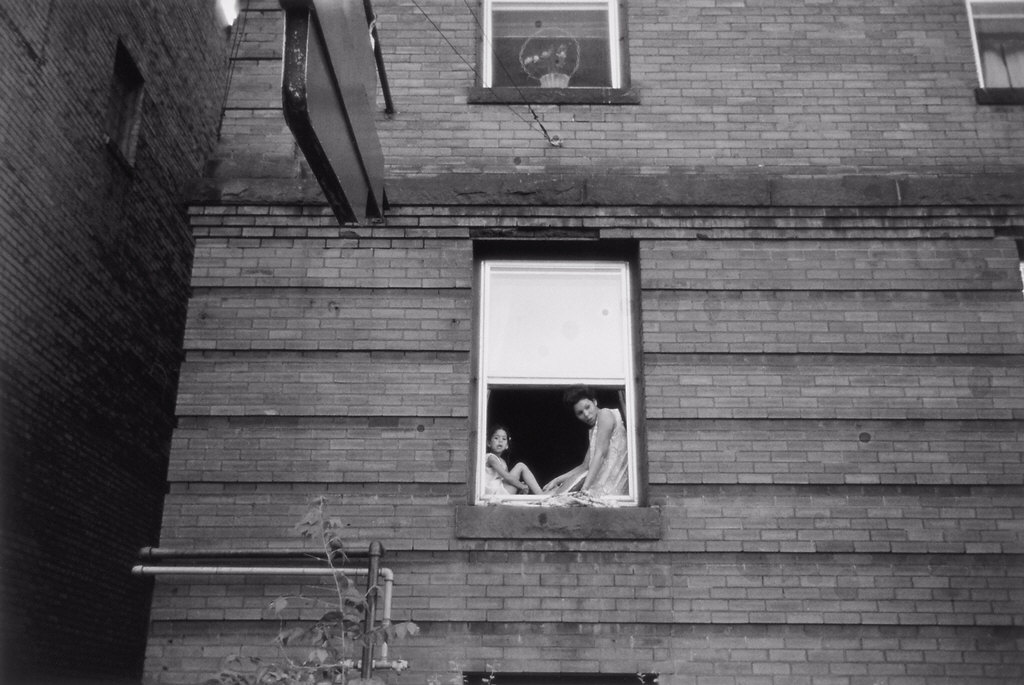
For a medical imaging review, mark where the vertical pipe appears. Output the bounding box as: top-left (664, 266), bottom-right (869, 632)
top-left (360, 541), bottom-right (383, 679)
top-left (362, 0), bottom-right (395, 114)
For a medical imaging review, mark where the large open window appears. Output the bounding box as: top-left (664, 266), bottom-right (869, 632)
top-left (475, 258), bottom-right (639, 506)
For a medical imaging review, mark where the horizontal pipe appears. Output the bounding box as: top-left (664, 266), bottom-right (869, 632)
top-left (133, 564), bottom-right (396, 658)
top-left (132, 565), bottom-right (393, 579)
top-left (138, 546), bottom-right (371, 561)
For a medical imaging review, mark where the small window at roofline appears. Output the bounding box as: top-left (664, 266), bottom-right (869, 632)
top-left (475, 259), bottom-right (640, 507)
top-left (481, 0), bottom-right (624, 89)
top-left (105, 41), bottom-right (145, 165)
top-left (967, 0), bottom-right (1024, 89)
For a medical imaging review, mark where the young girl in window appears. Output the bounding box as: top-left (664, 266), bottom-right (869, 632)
top-left (482, 424), bottom-right (544, 497)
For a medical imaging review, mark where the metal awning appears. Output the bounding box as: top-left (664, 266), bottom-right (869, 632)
top-left (280, 0), bottom-right (393, 224)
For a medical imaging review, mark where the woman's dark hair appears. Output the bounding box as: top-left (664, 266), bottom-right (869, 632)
top-left (562, 385), bottom-right (597, 408)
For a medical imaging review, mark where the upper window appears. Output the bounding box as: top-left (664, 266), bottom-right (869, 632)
top-left (105, 41), bottom-right (145, 165)
top-left (475, 259), bottom-right (640, 507)
top-left (481, 0), bottom-right (624, 89)
top-left (968, 1), bottom-right (1024, 89)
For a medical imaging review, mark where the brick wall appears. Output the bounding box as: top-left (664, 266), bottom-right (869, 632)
top-left (0, 1), bottom-right (229, 682)
top-left (203, 0), bottom-right (1024, 199)
top-left (141, 0), bottom-right (1024, 683)
top-left (144, 203), bottom-right (1024, 684)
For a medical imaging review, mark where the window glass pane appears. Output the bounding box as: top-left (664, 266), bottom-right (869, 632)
top-left (484, 264), bottom-right (628, 381)
top-left (972, 0), bottom-right (1024, 17)
top-left (491, 3), bottom-right (611, 87)
top-left (972, 2), bottom-right (1024, 87)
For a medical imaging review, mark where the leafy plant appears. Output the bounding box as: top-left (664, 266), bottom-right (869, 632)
top-left (206, 497), bottom-right (418, 685)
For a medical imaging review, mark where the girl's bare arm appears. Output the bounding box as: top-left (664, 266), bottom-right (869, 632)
top-left (486, 454), bottom-right (526, 489)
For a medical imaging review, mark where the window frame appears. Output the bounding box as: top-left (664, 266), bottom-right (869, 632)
top-left (966, 0), bottom-right (1024, 103)
top-left (105, 40), bottom-right (146, 167)
top-left (473, 256), bottom-right (641, 507)
top-left (471, 0), bottom-right (638, 104)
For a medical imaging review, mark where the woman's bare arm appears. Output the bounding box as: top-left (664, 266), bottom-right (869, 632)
top-left (581, 409), bottom-right (614, 489)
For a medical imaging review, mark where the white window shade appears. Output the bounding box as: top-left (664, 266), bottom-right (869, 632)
top-left (482, 263), bottom-right (630, 382)
top-left (968, 0), bottom-right (1024, 87)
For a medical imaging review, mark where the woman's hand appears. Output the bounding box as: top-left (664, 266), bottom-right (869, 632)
top-left (542, 475), bottom-right (565, 491)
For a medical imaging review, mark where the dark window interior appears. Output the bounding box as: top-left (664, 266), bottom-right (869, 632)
top-left (464, 673), bottom-right (659, 685)
top-left (106, 41), bottom-right (145, 161)
top-left (487, 385), bottom-right (623, 486)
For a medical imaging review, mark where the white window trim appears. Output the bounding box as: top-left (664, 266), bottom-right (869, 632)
top-left (481, 0), bottom-right (622, 89)
top-left (966, 0), bottom-right (1024, 88)
top-left (475, 259), bottom-right (639, 506)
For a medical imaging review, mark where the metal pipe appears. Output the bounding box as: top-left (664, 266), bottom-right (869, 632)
top-left (361, 541), bottom-right (383, 679)
top-left (131, 564), bottom-right (396, 654)
top-left (362, 0), bottom-right (395, 114)
top-left (132, 565), bottom-right (372, 576)
top-left (138, 546), bottom-right (371, 560)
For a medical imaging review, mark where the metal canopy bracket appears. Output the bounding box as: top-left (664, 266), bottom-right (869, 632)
top-left (280, 0), bottom-right (386, 224)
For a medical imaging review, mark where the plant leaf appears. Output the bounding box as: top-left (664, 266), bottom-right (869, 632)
top-left (276, 626), bottom-right (306, 646)
top-left (392, 621), bottom-right (419, 639)
top-left (306, 648), bottom-right (330, 665)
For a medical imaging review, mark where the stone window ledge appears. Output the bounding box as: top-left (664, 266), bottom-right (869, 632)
top-left (975, 88), bottom-right (1024, 105)
top-left (455, 504), bottom-right (662, 540)
top-left (468, 87), bottom-right (640, 106)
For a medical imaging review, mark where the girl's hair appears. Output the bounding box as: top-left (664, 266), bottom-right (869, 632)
top-left (486, 424), bottom-right (511, 459)
top-left (487, 423), bottom-right (510, 441)
top-left (562, 384), bottom-right (597, 408)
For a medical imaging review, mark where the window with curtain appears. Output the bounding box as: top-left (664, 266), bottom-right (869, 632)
top-left (968, 0), bottom-right (1024, 88)
top-left (475, 259), bottom-right (639, 506)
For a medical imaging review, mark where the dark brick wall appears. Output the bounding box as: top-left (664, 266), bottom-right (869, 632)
top-left (0, 1), bottom-right (229, 682)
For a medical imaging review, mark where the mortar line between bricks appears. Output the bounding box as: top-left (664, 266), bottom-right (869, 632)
top-left (173, 414), bottom-right (1024, 425)
top-left (172, 412), bottom-right (1024, 424)
top-left (183, 346), bottom-right (1024, 358)
top-left (188, 286), bottom-right (469, 295)
top-left (179, 349), bottom-right (1024, 361)
top-left (164, 479), bottom-right (1024, 497)
top-left (643, 352), bottom-right (1024, 362)
top-left (184, 349), bottom-right (471, 359)
top-left (184, 286), bottom-right (1023, 296)
top-left (144, 618), bottom-right (1024, 629)
top-left (639, 288), bottom-right (1024, 294)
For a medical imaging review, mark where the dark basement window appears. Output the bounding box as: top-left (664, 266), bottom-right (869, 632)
top-left (464, 673), bottom-right (659, 685)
